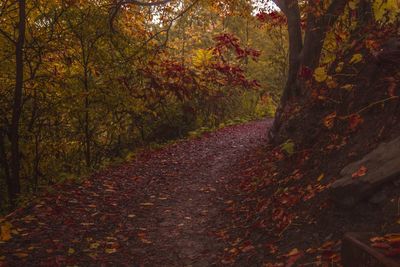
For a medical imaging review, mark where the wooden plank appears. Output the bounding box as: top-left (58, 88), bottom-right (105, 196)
top-left (342, 233), bottom-right (400, 267)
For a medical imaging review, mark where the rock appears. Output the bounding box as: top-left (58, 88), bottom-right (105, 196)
top-left (331, 137), bottom-right (400, 207)
top-left (342, 232), bottom-right (400, 267)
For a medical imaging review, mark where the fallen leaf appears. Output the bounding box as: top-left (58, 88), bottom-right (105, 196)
top-left (281, 139), bottom-right (295, 155)
top-left (285, 248), bottom-right (300, 257)
top-left (335, 62), bottom-right (344, 73)
top-left (265, 243), bottom-right (278, 254)
top-left (314, 67), bottom-right (328, 82)
top-left (323, 112), bottom-right (337, 129)
top-left (105, 248), bottom-right (117, 254)
top-left (306, 247), bottom-right (317, 254)
top-left (240, 244), bottom-right (255, 253)
top-left (90, 243), bottom-right (100, 249)
top-left (371, 242), bottom-right (391, 249)
top-left (385, 234), bottom-right (400, 245)
top-left (138, 232), bottom-right (152, 244)
top-left (317, 173), bottom-right (325, 182)
top-left (348, 114), bottom-right (364, 131)
top-left (0, 222), bottom-right (12, 242)
top-left (140, 203), bottom-right (154, 206)
top-left (14, 253), bottom-right (29, 258)
top-left (285, 248), bottom-right (302, 267)
top-left (341, 84), bottom-right (354, 91)
top-left (350, 53), bottom-right (363, 64)
top-left (348, 0), bottom-right (357, 10)
top-left (352, 165), bottom-right (368, 179)
top-left (370, 236), bottom-right (385, 243)
top-left (386, 77), bottom-right (397, 97)
top-left (229, 247), bottom-right (238, 254)
top-left (326, 77), bottom-right (338, 89)
top-left (68, 248), bottom-right (75, 255)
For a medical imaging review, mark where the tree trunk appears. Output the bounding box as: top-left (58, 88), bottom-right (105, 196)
top-left (8, 0), bottom-right (26, 206)
top-left (83, 65), bottom-right (91, 168)
top-left (0, 129), bottom-right (10, 208)
top-left (281, 0), bottom-right (302, 104)
top-left (302, 0), bottom-right (347, 73)
top-left (269, 0), bottom-right (347, 142)
top-left (270, 0), bottom-right (302, 140)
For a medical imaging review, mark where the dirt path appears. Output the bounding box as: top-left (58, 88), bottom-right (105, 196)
top-left (0, 120), bottom-right (271, 267)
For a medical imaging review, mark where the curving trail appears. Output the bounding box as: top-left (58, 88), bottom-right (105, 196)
top-left (0, 120), bottom-right (271, 267)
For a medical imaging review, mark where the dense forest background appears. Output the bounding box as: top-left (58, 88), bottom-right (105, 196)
top-left (0, 0), bottom-right (288, 211)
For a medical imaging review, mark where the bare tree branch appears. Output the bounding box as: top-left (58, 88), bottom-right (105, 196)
top-left (109, 0), bottom-right (175, 31)
top-left (0, 28), bottom-right (15, 44)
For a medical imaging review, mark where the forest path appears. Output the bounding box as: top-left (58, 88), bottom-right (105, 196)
top-left (0, 120), bottom-right (271, 266)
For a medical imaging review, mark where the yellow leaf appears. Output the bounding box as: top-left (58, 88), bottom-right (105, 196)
top-left (192, 49), bottom-right (213, 68)
top-left (314, 67), bottom-right (328, 82)
top-left (317, 173), bottom-right (325, 182)
top-left (373, 0), bottom-right (399, 22)
top-left (14, 253), bottom-right (29, 258)
top-left (11, 229), bottom-right (19, 235)
top-left (68, 248), bottom-right (75, 255)
top-left (326, 77), bottom-right (337, 89)
top-left (281, 139), bottom-right (295, 155)
top-left (348, 0), bottom-right (358, 10)
top-left (105, 248), bottom-right (117, 254)
top-left (335, 62), bottom-right (344, 73)
top-left (140, 202), bottom-right (154, 206)
top-left (350, 54), bottom-right (363, 64)
top-left (341, 84), bottom-right (354, 91)
top-left (90, 243), bottom-right (100, 249)
top-left (0, 222), bottom-right (12, 241)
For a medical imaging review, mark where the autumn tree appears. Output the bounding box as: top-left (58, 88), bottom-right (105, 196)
top-left (1, 0), bottom-right (273, 209)
top-left (263, 0), bottom-right (349, 138)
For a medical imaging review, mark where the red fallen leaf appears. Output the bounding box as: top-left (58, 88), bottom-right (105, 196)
top-left (265, 243), bottom-right (278, 254)
top-left (285, 248), bottom-right (300, 257)
top-left (239, 240), bottom-right (255, 253)
top-left (385, 234), bottom-right (400, 247)
top-left (138, 232), bottom-right (152, 244)
top-left (240, 244), bottom-right (255, 253)
top-left (323, 112), bottom-right (337, 129)
top-left (284, 248), bottom-right (302, 267)
top-left (348, 114), bottom-right (364, 131)
top-left (371, 242), bottom-right (391, 249)
top-left (385, 77), bottom-right (397, 97)
top-left (352, 165), bottom-right (367, 179)
top-left (320, 240), bottom-right (335, 250)
top-left (306, 247), bottom-right (317, 254)
top-left (370, 236), bottom-right (385, 243)
top-left (326, 252), bottom-right (341, 263)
